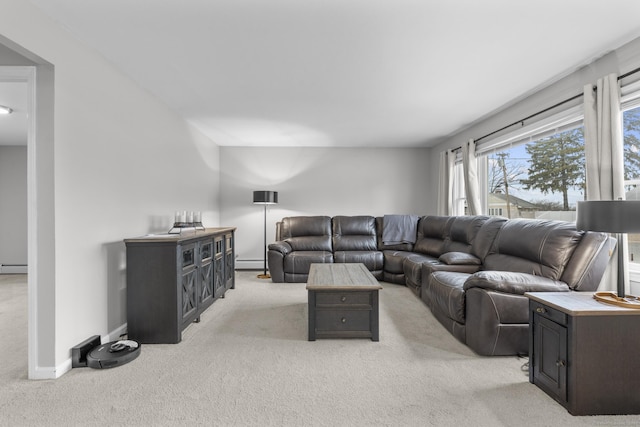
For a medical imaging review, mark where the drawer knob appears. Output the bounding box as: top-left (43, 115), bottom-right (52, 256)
top-left (556, 359), bottom-right (566, 367)
top-left (340, 296), bottom-right (347, 302)
top-left (341, 317), bottom-right (347, 323)
top-left (536, 307), bottom-right (547, 314)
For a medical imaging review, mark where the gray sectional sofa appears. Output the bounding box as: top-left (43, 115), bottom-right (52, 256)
top-left (267, 215), bottom-right (614, 356)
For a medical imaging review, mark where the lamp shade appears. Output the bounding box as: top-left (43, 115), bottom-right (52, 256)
top-left (253, 190), bottom-right (278, 205)
top-left (577, 200), bottom-right (640, 233)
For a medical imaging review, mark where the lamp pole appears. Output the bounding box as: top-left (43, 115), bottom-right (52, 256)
top-left (253, 190), bottom-right (278, 279)
top-left (259, 203), bottom-right (269, 278)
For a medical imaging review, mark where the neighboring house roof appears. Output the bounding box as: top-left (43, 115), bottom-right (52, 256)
top-left (489, 193), bottom-right (540, 210)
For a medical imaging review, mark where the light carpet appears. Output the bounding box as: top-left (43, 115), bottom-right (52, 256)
top-left (1, 271), bottom-right (639, 426)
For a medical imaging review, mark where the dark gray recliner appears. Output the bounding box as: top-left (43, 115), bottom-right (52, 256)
top-left (403, 215), bottom-right (495, 296)
top-left (267, 216), bottom-right (333, 283)
top-left (423, 219), bottom-right (614, 356)
top-left (268, 215), bottom-right (383, 282)
top-left (332, 216), bottom-right (383, 279)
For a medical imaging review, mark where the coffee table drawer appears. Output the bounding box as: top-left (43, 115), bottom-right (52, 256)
top-left (315, 309), bottom-right (372, 332)
top-left (315, 291), bottom-right (372, 306)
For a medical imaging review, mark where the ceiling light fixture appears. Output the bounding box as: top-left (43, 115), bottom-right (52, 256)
top-left (0, 105), bottom-right (13, 115)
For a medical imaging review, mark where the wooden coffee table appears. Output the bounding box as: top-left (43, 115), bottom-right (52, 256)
top-left (306, 263), bottom-right (382, 341)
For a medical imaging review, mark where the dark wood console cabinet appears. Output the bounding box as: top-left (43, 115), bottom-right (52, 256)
top-left (125, 227), bottom-right (235, 344)
top-left (527, 292), bottom-right (640, 415)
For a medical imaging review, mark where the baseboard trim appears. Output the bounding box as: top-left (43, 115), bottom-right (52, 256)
top-left (235, 259), bottom-right (266, 270)
top-left (32, 323), bottom-right (130, 380)
top-left (0, 264), bottom-right (28, 274)
top-left (29, 360), bottom-right (72, 380)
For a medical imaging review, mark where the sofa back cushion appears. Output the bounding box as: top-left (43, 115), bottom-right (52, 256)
top-left (470, 217), bottom-right (507, 260)
top-left (280, 216), bottom-right (332, 251)
top-left (483, 219), bottom-right (582, 280)
top-left (560, 231), bottom-right (612, 291)
top-left (332, 216), bottom-right (378, 251)
top-left (413, 216), bottom-right (454, 256)
top-left (443, 215), bottom-right (490, 253)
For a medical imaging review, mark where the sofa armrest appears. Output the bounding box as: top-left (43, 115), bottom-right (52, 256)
top-left (439, 252), bottom-right (481, 266)
top-left (268, 241), bottom-right (292, 256)
top-left (463, 271), bottom-right (571, 295)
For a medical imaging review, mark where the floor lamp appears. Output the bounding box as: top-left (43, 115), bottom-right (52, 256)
top-left (253, 191), bottom-right (278, 279)
top-left (577, 200), bottom-right (640, 305)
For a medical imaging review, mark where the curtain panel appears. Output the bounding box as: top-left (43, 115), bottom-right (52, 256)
top-left (584, 73), bottom-right (625, 201)
top-left (462, 139), bottom-right (482, 215)
top-left (437, 150), bottom-right (455, 215)
top-left (583, 72), bottom-right (626, 293)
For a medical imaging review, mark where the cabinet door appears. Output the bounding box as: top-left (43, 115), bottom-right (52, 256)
top-left (224, 232), bottom-right (235, 290)
top-left (213, 236), bottom-right (225, 298)
top-left (180, 243), bottom-right (199, 325)
top-left (533, 314), bottom-right (568, 403)
top-left (199, 240), bottom-right (215, 308)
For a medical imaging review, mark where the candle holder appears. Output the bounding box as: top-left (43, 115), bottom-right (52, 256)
top-left (168, 211), bottom-right (201, 234)
top-left (193, 211), bottom-right (205, 230)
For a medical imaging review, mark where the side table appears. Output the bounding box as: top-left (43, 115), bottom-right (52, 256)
top-left (526, 291), bottom-right (640, 415)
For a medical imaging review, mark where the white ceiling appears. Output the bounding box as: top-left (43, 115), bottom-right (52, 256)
top-left (7, 1), bottom-right (640, 148)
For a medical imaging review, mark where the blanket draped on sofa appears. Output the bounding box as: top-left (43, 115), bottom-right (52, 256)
top-left (382, 214), bottom-right (420, 245)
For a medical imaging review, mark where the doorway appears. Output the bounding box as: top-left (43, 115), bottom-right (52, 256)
top-left (0, 39), bottom-right (57, 379)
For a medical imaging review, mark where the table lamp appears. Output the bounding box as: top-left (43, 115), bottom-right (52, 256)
top-left (253, 191), bottom-right (278, 279)
top-left (577, 200), bottom-right (640, 304)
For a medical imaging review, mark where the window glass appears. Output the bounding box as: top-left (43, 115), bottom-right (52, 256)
top-left (623, 105), bottom-right (640, 264)
top-left (486, 127), bottom-right (584, 220)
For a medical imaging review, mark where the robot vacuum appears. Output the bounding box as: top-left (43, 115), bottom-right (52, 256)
top-left (86, 340), bottom-right (141, 369)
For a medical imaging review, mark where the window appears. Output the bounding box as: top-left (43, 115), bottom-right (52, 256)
top-left (484, 126), bottom-right (585, 220)
top-left (622, 104), bottom-right (640, 265)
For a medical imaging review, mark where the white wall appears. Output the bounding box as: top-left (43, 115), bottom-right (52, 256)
top-left (0, 0), bottom-right (221, 377)
top-left (0, 146), bottom-right (27, 267)
top-left (220, 146), bottom-right (434, 268)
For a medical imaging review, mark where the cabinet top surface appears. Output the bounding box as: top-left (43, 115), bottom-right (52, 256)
top-left (124, 227), bottom-right (236, 244)
top-left (526, 291), bottom-right (640, 316)
top-left (306, 263), bottom-right (382, 291)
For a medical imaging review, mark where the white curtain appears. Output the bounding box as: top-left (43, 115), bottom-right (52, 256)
top-left (437, 150), bottom-right (455, 215)
top-left (583, 72), bottom-right (626, 293)
top-left (462, 139), bottom-right (482, 215)
top-left (584, 73), bottom-right (625, 201)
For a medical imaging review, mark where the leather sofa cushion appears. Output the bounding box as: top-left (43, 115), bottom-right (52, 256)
top-left (560, 231), bottom-right (610, 291)
top-left (383, 250), bottom-right (416, 273)
top-left (470, 217), bottom-right (507, 260)
top-left (444, 216), bottom-right (489, 253)
top-left (426, 271), bottom-right (468, 324)
top-left (334, 251), bottom-right (383, 271)
top-left (484, 219), bottom-right (582, 280)
top-left (439, 252), bottom-right (481, 265)
top-left (403, 253), bottom-right (439, 287)
top-left (332, 216), bottom-right (378, 251)
top-left (283, 251), bottom-right (333, 274)
top-left (464, 271), bottom-right (570, 295)
top-left (280, 216), bottom-right (332, 252)
top-left (413, 216), bottom-right (453, 256)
